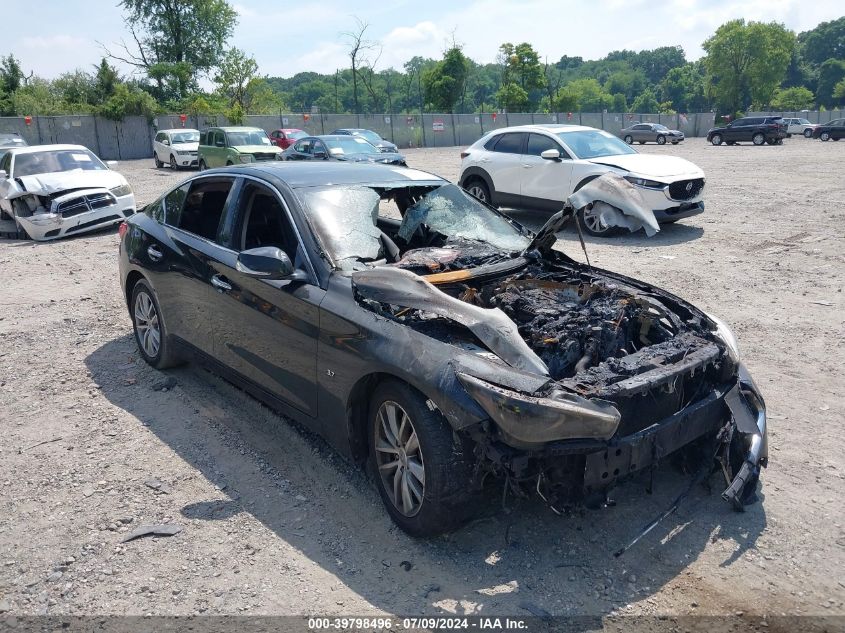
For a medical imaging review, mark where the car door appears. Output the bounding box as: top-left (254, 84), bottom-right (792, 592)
top-left (210, 130), bottom-right (228, 167)
top-left (519, 132), bottom-right (574, 210)
top-left (290, 139), bottom-right (313, 160)
top-left (636, 124), bottom-right (651, 142)
top-left (145, 175), bottom-right (239, 356)
top-left (484, 132), bottom-right (527, 206)
top-left (834, 119), bottom-right (845, 140)
top-left (205, 177), bottom-right (323, 417)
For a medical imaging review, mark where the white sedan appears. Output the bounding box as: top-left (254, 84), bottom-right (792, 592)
top-left (458, 124), bottom-right (704, 236)
top-left (0, 144), bottom-right (135, 241)
top-left (153, 128), bottom-right (200, 169)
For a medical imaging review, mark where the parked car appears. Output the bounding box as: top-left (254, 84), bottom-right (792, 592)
top-left (269, 128), bottom-right (308, 149)
top-left (458, 124), bottom-right (705, 237)
top-left (620, 122), bottom-right (684, 145)
top-left (0, 132), bottom-right (27, 149)
top-left (706, 117), bottom-right (787, 146)
top-left (118, 162), bottom-right (767, 535)
top-left (329, 128), bottom-right (398, 153)
top-left (780, 117), bottom-right (817, 138)
top-left (812, 118), bottom-right (845, 141)
top-left (153, 128), bottom-right (200, 169)
top-left (0, 144), bottom-right (135, 240)
top-left (198, 127), bottom-right (282, 169)
top-left (281, 135), bottom-right (406, 165)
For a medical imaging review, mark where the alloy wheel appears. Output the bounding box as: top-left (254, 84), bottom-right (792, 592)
top-left (582, 205), bottom-right (609, 234)
top-left (170, 155), bottom-right (178, 169)
top-left (134, 291), bottom-right (161, 359)
top-left (374, 400), bottom-right (425, 517)
top-left (467, 183), bottom-right (487, 202)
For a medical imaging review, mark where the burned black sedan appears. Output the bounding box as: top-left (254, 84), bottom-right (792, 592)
top-left (118, 163), bottom-right (767, 536)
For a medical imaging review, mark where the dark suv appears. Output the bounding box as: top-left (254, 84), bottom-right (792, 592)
top-left (707, 117), bottom-right (787, 146)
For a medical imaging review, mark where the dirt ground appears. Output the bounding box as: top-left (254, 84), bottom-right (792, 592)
top-left (0, 139), bottom-right (843, 625)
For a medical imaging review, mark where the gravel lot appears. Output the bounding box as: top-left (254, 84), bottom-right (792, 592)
top-left (0, 139), bottom-right (843, 624)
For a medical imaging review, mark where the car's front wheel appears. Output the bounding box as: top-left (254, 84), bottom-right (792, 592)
top-left (803, 128), bottom-right (813, 138)
top-left (465, 178), bottom-right (492, 206)
top-left (578, 204), bottom-right (622, 238)
top-left (710, 134), bottom-right (722, 146)
top-left (656, 134), bottom-right (666, 145)
top-left (154, 153), bottom-right (163, 168)
top-left (369, 380), bottom-right (475, 536)
top-left (199, 159), bottom-right (207, 171)
top-left (624, 135), bottom-right (633, 144)
top-left (752, 132), bottom-right (766, 146)
top-left (170, 155), bottom-right (178, 170)
top-left (131, 280), bottom-right (180, 370)
top-left (820, 131), bottom-right (830, 141)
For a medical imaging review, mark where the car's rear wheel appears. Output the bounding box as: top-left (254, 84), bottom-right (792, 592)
top-left (369, 380), bottom-right (475, 536)
top-left (624, 135), bottom-right (633, 144)
top-left (656, 134), bottom-right (666, 145)
top-left (752, 133), bottom-right (765, 146)
top-left (465, 178), bottom-right (492, 205)
top-left (820, 131), bottom-right (830, 141)
top-left (803, 128), bottom-right (813, 138)
top-left (154, 153), bottom-right (162, 168)
top-left (131, 280), bottom-right (180, 370)
top-left (170, 154), bottom-right (178, 170)
top-left (638, 141), bottom-right (645, 144)
top-left (199, 159), bottom-right (207, 171)
top-left (578, 204), bottom-right (623, 238)
top-left (710, 134), bottom-right (722, 146)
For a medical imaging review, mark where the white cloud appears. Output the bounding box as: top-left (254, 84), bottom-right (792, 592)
top-left (21, 35), bottom-right (89, 50)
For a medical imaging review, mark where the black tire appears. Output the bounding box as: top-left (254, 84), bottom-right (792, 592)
top-left (656, 134), bottom-right (666, 145)
top-left (786, 133), bottom-right (792, 139)
top-left (766, 139), bottom-right (777, 146)
top-left (226, 160), bottom-right (233, 166)
top-left (368, 379), bottom-right (476, 536)
top-left (752, 132), bottom-right (765, 146)
top-left (726, 141), bottom-right (737, 145)
top-left (623, 135), bottom-right (633, 144)
top-left (130, 279), bottom-right (181, 370)
top-left (154, 153), bottom-right (163, 168)
top-left (170, 154), bottom-right (178, 170)
top-left (464, 178), bottom-right (492, 206)
top-left (710, 134), bottom-right (722, 146)
top-left (803, 128), bottom-right (813, 138)
top-left (820, 132), bottom-right (830, 141)
top-left (671, 140), bottom-right (679, 144)
top-left (199, 159), bottom-right (207, 171)
top-left (577, 205), bottom-right (623, 238)
top-left (834, 137), bottom-right (840, 141)
top-left (638, 141), bottom-right (645, 144)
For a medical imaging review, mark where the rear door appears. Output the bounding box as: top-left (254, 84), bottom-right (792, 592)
top-left (206, 177), bottom-right (323, 417)
top-left (519, 132), bottom-right (574, 210)
top-left (634, 124), bottom-right (651, 142)
top-left (485, 132), bottom-right (527, 206)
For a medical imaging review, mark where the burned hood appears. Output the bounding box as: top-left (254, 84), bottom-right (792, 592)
top-left (9, 169), bottom-right (126, 199)
top-left (351, 266), bottom-right (550, 377)
top-left (526, 173), bottom-right (660, 253)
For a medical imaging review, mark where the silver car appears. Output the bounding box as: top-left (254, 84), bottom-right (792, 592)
top-left (621, 122), bottom-right (684, 145)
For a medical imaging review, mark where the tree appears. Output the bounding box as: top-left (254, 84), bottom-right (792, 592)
top-left (631, 89), bottom-right (659, 113)
top-left (496, 83), bottom-right (529, 112)
top-left (611, 93), bottom-right (627, 112)
top-left (659, 62), bottom-right (708, 112)
top-left (93, 58), bottom-right (120, 102)
top-left (97, 83), bottom-right (158, 120)
top-left (53, 71), bottom-right (96, 110)
top-left (702, 20), bottom-right (795, 112)
top-left (770, 86), bottom-right (815, 110)
top-left (0, 55), bottom-right (25, 95)
top-left (422, 46), bottom-right (469, 112)
top-left (834, 79), bottom-right (845, 104)
top-left (342, 17), bottom-right (379, 114)
top-left (214, 48), bottom-right (258, 110)
top-left (498, 42), bottom-right (544, 109)
top-left (107, 0), bottom-right (237, 100)
top-left (631, 46), bottom-right (687, 84)
top-left (564, 78), bottom-right (612, 111)
top-left (552, 86), bottom-right (578, 112)
top-left (798, 17), bottom-right (845, 68)
top-left (816, 59), bottom-right (845, 107)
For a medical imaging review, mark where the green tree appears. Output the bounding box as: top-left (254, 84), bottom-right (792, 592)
top-left (702, 19), bottom-right (795, 112)
top-left (97, 83), bottom-right (158, 120)
top-left (498, 42), bottom-right (544, 110)
top-left (631, 88), bottom-right (659, 113)
top-left (565, 78), bottom-right (612, 111)
top-left (0, 54), bottom-right (25, 94)
top-left (834, 79), bottom-right (845, 104)
top-left (798, 17), bottom-right (845, 67)
top-left (496, 82), bottom-right (529, 112)
top-left (53, 70), bottom-right (96, 111)
top-left (816, 58), bottom-right (845, 107)
top-left (11, 78), bottom-right (62, 115)
top-left (93, 58), bottom-right (120, 102)
top-left (659, 62), bottom-right (708, 112)
top-left (611, 93), bottom-right (627, 112)
top-left (422, 46), bottom-right (470, 112)
top-left (214, 47), bottom-right (258, 110)
top-left (770, 86), bottom-right (815, 110)
top-left (109, 0), bottom-right (237, 100)
top-left (552, 86), bottom-right (579, 112)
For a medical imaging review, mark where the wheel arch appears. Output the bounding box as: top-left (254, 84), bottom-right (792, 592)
top-left (459, 167), bottom-right (495, 199)
top-left (124, 270), bottom-right (146, 309)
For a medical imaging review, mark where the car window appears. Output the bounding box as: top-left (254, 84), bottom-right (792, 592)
top-left (489, 133), bottom-right (526, 154)
top-left (633, 124), bottom-right (648, 130)
top-left (0, 152), bottom-right (11, 173)
top-left (289, 130), bottom-right (307, 140)
top-left (323, 136), bottom-right (378, 155)
top-left (557, 129), bottom-right (635, 159)
top-left (155, 132), bottom-right (164, 142)
top-left (12, 149), bottom-right (107, 177)
top-left (172, 131), bottom-right (199, 143)
top-left (312, 140), bottom-right (327, 156)
top-left (165, 178), bottom-right (233, 242)
top-left (237, 182), bottom-right (299, 263)
top-left (294, 139), bottom-right (313, 153)
top-left (526, 133), bottom-right (565, 157)
top-left (226, 130), bottom-right (272, 146)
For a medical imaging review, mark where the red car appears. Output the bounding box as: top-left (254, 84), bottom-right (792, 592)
top-left (269, 128), bottom-right (308, 149)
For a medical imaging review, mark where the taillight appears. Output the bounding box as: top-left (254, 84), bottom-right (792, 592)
top-left (460, 150), bottom-right (470, 159)
top-left (118, 222), bottom-right (128, 239)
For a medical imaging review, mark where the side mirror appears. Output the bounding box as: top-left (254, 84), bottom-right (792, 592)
top-left (540, 149), bottom-right (561, 160)
top-left (163, 139), bottom-right (171, 146)
top-left (236, 247), bottom-right (306, 281)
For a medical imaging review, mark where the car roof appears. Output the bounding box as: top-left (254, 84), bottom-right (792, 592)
top-left (205, 126), bottom-right (264, 132)
top-left (3, 144), bottom-right (91, 155)
top-left (219, 162), bottom-right (443, 189)
top-left (273, 128), bottom-right (304, 132)
top-left (488, 124), bottom-right (597, 135)
top-left (158, 128), bottom-right (199, 134)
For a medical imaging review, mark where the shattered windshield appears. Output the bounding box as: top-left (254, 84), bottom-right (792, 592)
top-left (397, 184), bottom-right (529, 252)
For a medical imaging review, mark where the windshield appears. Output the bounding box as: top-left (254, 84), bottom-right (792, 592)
top-left (558, 130), bottom-right (636, 159)
top-left (654, 124), bottom-right (669, 131)
top-left (324, 137), bottom-right (379, 155)
top-left (288, 130), bottom-right (307, 140)
top-left (353, 130), bottom-right (382, 144)
top-left (298, 183), bottom-right (529, 270)
top-left (226, 130), bottom-right (271, 146)
top-left (171, 131), bottom-right (199, 143)
top-left (798, 118), bottom-right (811, 125)
top-left (13, 149), bottom-right (107, 177)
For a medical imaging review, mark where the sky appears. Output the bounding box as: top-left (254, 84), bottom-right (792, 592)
top-left (5, 0), bottom-right (843, 81)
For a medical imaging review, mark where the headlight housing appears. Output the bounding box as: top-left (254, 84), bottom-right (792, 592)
top-left (707, 313), bottom-right (741, 364)
top-left (457, 373), bottom-right (620, 448)
top-left (110, 184), bottom-right (132, 197)
top-left (238, 154), bottom-right (254, 164)
top-left (624, 175), bottom-right (665, 189)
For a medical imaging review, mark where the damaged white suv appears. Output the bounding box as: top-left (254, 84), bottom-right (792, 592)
top-left (0, 144), bottom-right (136, 241)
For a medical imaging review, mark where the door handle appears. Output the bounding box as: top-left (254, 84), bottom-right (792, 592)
top-left (147, 245), bottom-right (163, 261)
top-left (211, 274), bottom-right (232, 292)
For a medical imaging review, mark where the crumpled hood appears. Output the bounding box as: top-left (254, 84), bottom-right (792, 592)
top-left (588, 153), bottom-right (701, 179)
top-left (11, 169), bottom-right (127, 198)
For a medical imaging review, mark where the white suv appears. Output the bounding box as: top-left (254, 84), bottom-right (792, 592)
top-left (780, 118), bottom-right (817, 138)
top-left (153, 128), bottom-right (200, 169)
top-left (459, 124), bottom-right (705, 236)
